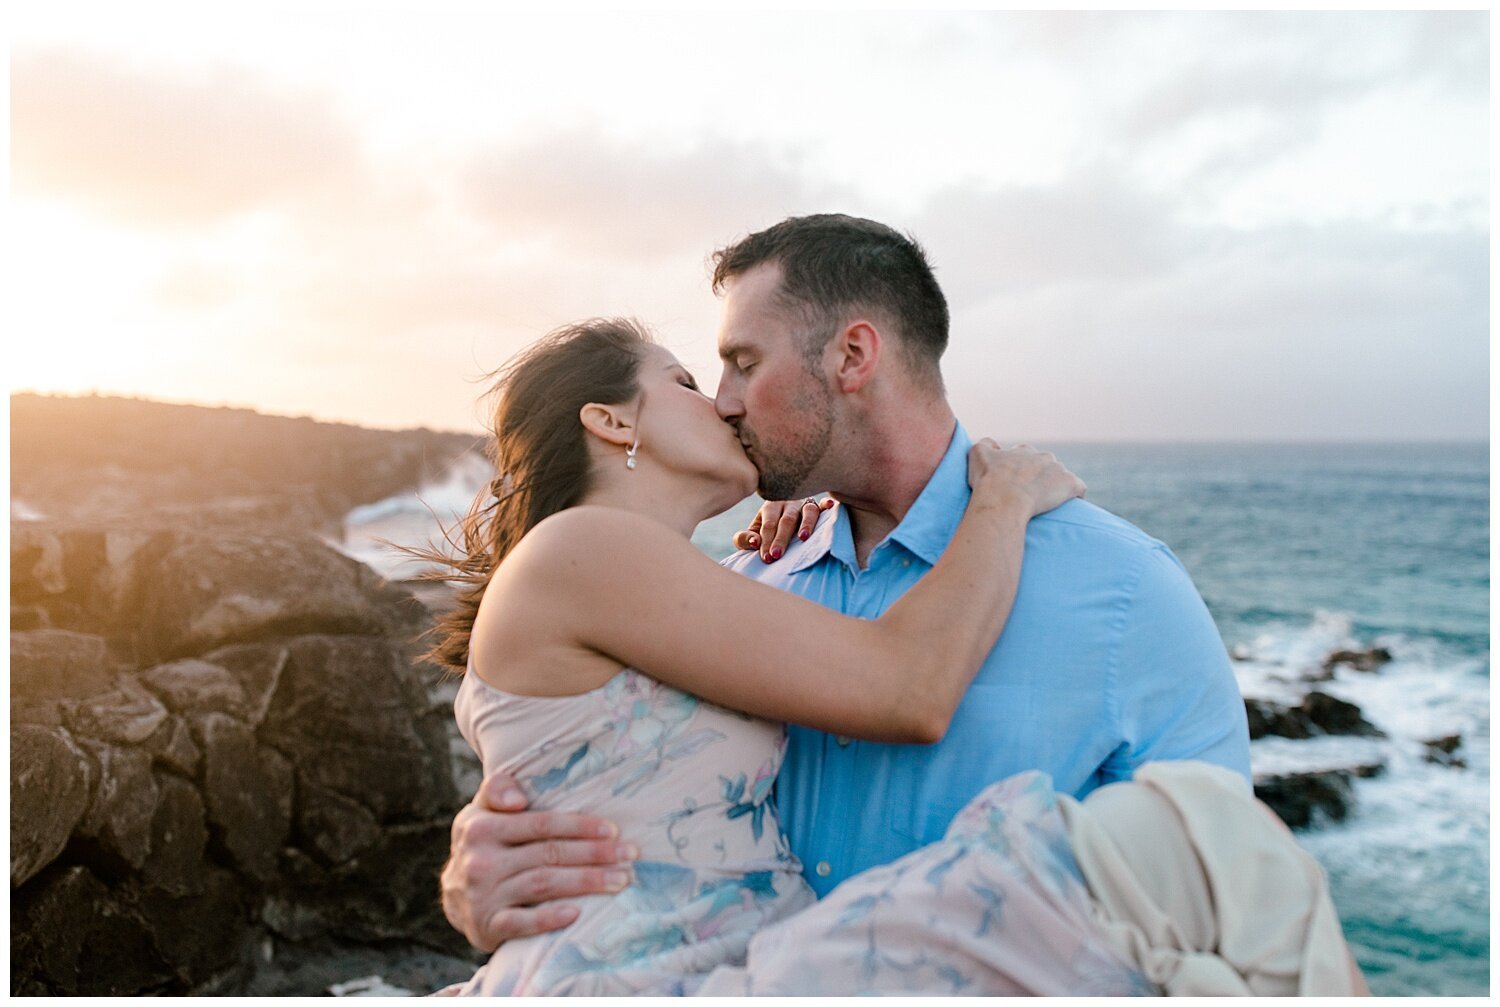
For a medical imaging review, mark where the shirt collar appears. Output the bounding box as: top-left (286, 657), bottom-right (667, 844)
top-left (785, 422), bottom-right (972, 574)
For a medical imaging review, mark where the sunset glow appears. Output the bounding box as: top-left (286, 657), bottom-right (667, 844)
top-left (8, 7), bottom-right (1489, 440)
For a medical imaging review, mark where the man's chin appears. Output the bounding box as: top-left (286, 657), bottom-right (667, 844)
top-left (757, 476), bottom-right (807, 501)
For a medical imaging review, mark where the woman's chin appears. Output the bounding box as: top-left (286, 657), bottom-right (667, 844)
top-left (733, 459), bottom-right (760, 500)
top-left (708, 464), bottom-right (759, 516)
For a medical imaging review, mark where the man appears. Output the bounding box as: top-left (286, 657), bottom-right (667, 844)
top-left (440, 214), bottom-right (1250, 949)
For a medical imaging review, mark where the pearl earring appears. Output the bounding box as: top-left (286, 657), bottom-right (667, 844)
top-left (625, 440), bottom-right (638, 470)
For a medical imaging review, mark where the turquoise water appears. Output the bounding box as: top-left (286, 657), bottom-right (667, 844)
top-left (695, 441), bottom-right (1490, 996)
top-left (1040, 442), bottom-right (1489, 997)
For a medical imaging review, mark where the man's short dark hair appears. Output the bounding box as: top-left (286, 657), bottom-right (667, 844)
top-left (710, 214), bottom-right (949, 389)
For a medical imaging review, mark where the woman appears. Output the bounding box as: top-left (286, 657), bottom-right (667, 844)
top-left (419, 318), bottom-right (1365, 996)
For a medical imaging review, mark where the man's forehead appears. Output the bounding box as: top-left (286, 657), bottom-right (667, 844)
top-left (715, 294), bottom-right (761, 357)
top-left (716, 276), bottom-right (795, 358)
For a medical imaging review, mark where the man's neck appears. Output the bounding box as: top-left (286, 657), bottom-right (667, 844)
top-left (829, 405), bottom-right (957, 569)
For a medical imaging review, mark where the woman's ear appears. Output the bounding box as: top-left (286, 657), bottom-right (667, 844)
top-left (579, 402), bottom-right (636, 449)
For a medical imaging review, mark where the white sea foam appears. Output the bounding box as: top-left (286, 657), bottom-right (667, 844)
top-left (1233, 613), bottom-right (1487, 735)
top-left (344, 452), bottom-right (492, 526)
top-left (1250, 735), bottom-right (1389, 777)
top-left (336, 452), bottom-right (492, 581)
top-left (1231, 611), bottom-right (1488, 992)
top-left (328, 974), bottom-right (415, 996)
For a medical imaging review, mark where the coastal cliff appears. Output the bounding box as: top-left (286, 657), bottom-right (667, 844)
top-left (12, 393), bottom-right (481, 533)
top-left (11, 395), bottom-right (483, 995)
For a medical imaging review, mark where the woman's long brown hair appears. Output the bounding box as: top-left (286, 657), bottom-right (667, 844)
top-left (407, 318), bottom-right (651, 672)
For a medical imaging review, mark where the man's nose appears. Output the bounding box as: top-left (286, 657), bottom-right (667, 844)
top-left (714, 385), bottom-right (742, 422)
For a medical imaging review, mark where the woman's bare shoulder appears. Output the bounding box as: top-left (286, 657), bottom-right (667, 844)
top-left (498, 506), bottom-right (697, 593)
top-left (474, 507), bottom-right (649, 694)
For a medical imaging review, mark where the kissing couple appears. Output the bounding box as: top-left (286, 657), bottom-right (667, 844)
top-left (421, 214), bottom-right (1367, 995)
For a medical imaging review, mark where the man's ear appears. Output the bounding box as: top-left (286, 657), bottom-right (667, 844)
top-left (579, 402), bottom-right (636, 448)
top-left (831, 320), bottom-right (882, 394)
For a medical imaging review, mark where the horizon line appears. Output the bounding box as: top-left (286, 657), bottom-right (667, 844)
top-left (9, 389), bottom-right (1489, 447)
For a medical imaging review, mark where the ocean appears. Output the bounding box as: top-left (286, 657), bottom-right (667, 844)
top-left (341, 440), bottom-right (1490, 996)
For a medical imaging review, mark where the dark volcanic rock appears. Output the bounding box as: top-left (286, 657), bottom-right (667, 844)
top-left (127, 866), bottom-right (251, 992)
top-left (139, 774), bottom-right (211, 891)
top-left (296, 782), bottom-right (384, 866)
top-left (1322, 646), bottom-right (1394, 674)
top-left (265, 822), bottom-right (463, 949)
top-left (200, 642), bottom-right (289, 726)
top-left (1300, 690), bottom-right (1385, 738)
top-left (12, 865), bottom-right (170, 995)
top-left (12, 725), bottom-right (94, 887)
top-left (1255, 761), bottom-right (1386, 829)
top-left (258, 635), bottom-right (454, 821)
top-left (11, 445), bottom-right (468, 996)
top-left (1422, 733), bottom-right (1466, 768)
top-left (138, 534), bottom-right (420, 662)
top-left (195, 713), bottom-right (295, 884)
top-left (139, 658), bottom-right (248, 716)
top-left (65, 677), bottom-right (171, 745)
top-left (11, 628), bottom-right (115, 701)
top-left (75, 742), bottom-right (161, 873)
top-left (1243, 691), bottom-right (1383, 740)
top-left (1245, 697), bottom-right (1313, 740)
top-left (141, 714), bottom-right (203, 778)
top-left (1255, 770), bottom-right (1356, 829)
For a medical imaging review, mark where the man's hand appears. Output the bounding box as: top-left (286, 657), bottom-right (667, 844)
top-left (731, 497), bottom-right (835, 562)
top-left (441, 770), bottom-right (638, 952)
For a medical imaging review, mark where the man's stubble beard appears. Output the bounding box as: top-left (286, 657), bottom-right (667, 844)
top-left (752, 379), bottom-right (837, 500)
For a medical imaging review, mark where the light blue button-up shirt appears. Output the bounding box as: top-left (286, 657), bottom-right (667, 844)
top-left (722, 424), bottom-right (1251, 898)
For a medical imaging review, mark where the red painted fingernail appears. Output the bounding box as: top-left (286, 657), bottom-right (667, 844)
top-left (798, 529), bottom-right (810, 541)
top-left (770, 547), bottom-right (782, 560)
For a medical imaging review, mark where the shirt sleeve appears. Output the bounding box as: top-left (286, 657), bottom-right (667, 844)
top-left (1104, 543), bottom-right (1252, 786)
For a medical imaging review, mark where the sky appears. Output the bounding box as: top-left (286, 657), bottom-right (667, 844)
top-left (7, 7), bottom-right (1490, 441)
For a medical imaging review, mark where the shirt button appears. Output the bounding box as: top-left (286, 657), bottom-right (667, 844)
top-left (815, 860), bottom-right (832, 877)
top-left (901, 559), bottom-right (911, 568)
top-left (835, 735), bottom-right (851, 747)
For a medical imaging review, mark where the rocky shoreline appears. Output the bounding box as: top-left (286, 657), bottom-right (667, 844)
top-left (12, 396), bottom-right (484, 995)
top-left (1237, 642), bottom-right (1468, 829)
top-left (11, 392), bottom-right (480, 536)
top-left (11, 522), bottom-right (486, 995)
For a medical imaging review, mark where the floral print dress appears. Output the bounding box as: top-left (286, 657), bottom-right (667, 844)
top-left (450, 667), bottom-right (1149, 996)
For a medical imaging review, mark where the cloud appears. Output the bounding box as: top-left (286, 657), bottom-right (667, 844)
top-left (919, 173), bottom-right (1487, 440)
top-left (12, 46), bottom-right (360, 228)
top-left (912, 170), bottom-right (1191, 303)
top-left (10, 25), bottom-right (1483, 441)
top-left (218, 128), bottom-right (1486, 439)
top-left (460, 130), bottom-right (855, 263)
top-left (1395, 11), bottom-right (1488, 93)
top-left (1106, 12), bottom-right (1488, 185)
